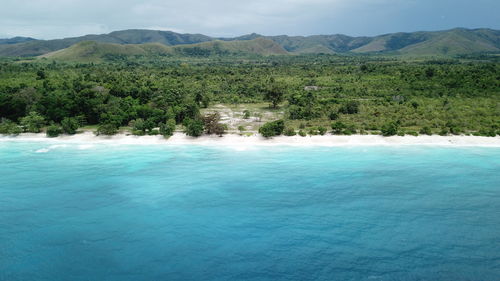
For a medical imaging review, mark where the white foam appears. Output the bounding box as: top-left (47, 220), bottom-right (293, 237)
top-left (78, 144), bottom-right (94, 150)
top-left (2, 132), bottom-right (500, 147)
top-left (49, 144), bottom-right (68, 149)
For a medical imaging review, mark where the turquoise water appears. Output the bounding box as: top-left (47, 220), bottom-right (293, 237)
top-left (1, 142), bottom-right (499, 281)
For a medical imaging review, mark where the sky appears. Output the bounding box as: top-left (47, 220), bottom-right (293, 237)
top-left (1, 0), bottom-right (499, 39)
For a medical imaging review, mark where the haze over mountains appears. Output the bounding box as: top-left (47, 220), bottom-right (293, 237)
top-left (0, 28), bottom-right (499, 60)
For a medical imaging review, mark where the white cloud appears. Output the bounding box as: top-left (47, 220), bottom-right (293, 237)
top-left (0, 0), bottom-right (498, 39)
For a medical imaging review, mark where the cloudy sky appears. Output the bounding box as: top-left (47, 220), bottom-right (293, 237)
top-left (1, 0), bottom-right (499, 39)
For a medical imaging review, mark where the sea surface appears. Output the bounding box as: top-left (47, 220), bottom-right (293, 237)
top-left (1, 141), bottom-right (499, 281)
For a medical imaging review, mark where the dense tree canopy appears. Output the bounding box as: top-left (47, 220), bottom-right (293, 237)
top-left (0, 54), bottom-right (498, 137)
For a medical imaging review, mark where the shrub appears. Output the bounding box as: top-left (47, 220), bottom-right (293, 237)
top-left (46, 124), bottom-right (62, 137)
top-left (61, 117), bottom-right (79, 135)
top-left (318, 126), bottom-right (327, 135)
top-left (259, 120), bottom-right (285, 138)
top-left (308, 128), bottom-right (318, 135)
top-left (298, 130), bottom-right (307, 137)
top-left (420, 126), bottom-right (432, 135)
top-left (95, 124), bottom-right (118, 136)
top-left (238, 125), bottom-right (245, 132)
top-left (338, 101), bottom-right (359, 114)
top-left (329, 111), bottom-right (339, 120)
top-left (132, 130), bottom-right (145, 136)
top-left (0, 119), bottom-right (22, 135)
top-left (131, 118), bottom-right (146, 132)
top-left (449, 126), bottom-right (462, 135)
top-left (243, 110), bottom-right (251, 119)
top-left (343, 124), bottom-right (357, 135)
top-left (201, 96), bottom-right (211, 108)
top-left (203, 113), bottom-right (225, 136)
top-left (478, 128), bottom-right (497, 137)
top-left (407, 131), bottom-right (419, 136)
top-left (425, 67), bottom-right (435, 78)
top-left (381, 122), bottom-right (399, 136)
top-left (148, 129), bottom-right (160, 136)
top-left (439, 128), bottom-right (449, 136)
top-left (160, 119), bottom-right (176, 137)
top-left (331, 121), bottom-right (346, 134)
top-left (11, 126), bottom-right (22, 135)
top-left (183, 118), bottom-right (204, 137)
top-left (264, 81), bottom-right (285, 108)
top-left (284, 128), bottom-right (296, 136)
top-left (20, 111), bottom-right (45, 133)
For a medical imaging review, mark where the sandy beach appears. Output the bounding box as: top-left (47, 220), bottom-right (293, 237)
top-left (1, 132), bottom-right (500, 147)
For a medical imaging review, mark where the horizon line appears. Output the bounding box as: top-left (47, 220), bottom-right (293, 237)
top-left (1, 26), bottom-right (497, 41)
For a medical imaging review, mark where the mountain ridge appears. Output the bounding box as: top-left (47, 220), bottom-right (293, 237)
top-left (40, 38), bottom-right (289, 61)
top-left (1, 28), bottom-right (499, 58)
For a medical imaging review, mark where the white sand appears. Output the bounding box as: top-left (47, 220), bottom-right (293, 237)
top-left (1, 132), bottom-right (500, 147)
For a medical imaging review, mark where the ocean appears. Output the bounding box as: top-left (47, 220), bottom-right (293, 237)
top-left (1, 141), bottom-right (499, 281)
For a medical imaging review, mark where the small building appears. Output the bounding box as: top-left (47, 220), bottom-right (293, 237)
top-left (304, 86), bottom-right (320, 91)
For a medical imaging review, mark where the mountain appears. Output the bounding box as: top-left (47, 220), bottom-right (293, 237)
top-left (0, 36), bottom-right (36, 45)
top-left (41, 38), bottom-right (288, 61)
top-left (397, 28), bottom-right (500, 55)
top-left (1, 28), bottom-right (499, 58)
top-left (351, 28), bottom-right (500, 55)
top-left (0, 30), bottom-right (213, 57)
top-left (39, 41), bottom-right (170, 62)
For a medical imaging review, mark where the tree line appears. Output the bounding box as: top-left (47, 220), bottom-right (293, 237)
top-left (0, 55), bottom-right (498, 137)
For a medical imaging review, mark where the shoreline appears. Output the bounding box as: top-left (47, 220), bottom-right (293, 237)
top-left (1, 132), bottom-right (500, 147)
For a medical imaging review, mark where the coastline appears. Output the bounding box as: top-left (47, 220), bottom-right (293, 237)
top-left (1, 132), bottom-right (500, 147)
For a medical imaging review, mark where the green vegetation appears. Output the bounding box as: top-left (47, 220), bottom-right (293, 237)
top-left (0, 119), bottom-right (22, 135)
top-left (95, 124), bottom-right (118, 136)
top-left (20, 111), bottom-right (45, 133)
top-left (39, 38), bottom-right (287, 62)
top-left (46, 124), bottom-right (62, 137)
top-left (61, 117), bottom-right (80, 134)
top-left (381, 121), bottom-right (399, 136)
top-left (0, 54), bottom-right (498, 138)
top-left (183, 118), bottom-right (204, 137)
top-left (1, 28), bottom-right (499, 58)
top-left (202, 113), bottom-right (226, 136)
top-left (318, 126), bottom-right (327, 135)
top-left (160, 119), bottom-right (176, 137)
top-left (284, 128), bottom-right (296, 136)
top-left (264, 78), bottom-right (286, 108)
top-left (259, 120), bottom-right (285, 138)
top-left (131, 118), bottom-right (154, 135)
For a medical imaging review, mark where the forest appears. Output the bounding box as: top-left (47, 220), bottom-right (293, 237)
top-left (0, 54), bottom-right (499, 137)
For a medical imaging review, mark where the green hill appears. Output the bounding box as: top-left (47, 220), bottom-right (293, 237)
top-left (0, 36), bottom-right (36, 45)
top-left (398, 28), bottom-right (500, 55)
top-left (1, 28), bottom-right (499, 58)
top-left (41, 38), bottom-right (287, 61)
top-left (0, 29), bottom-right (213, 57)
top-left (263, 34), bottom-right (372, 53)
top-left (352, 28), bottom-right (500, 55)
top-left (174, 38), bottom-right (288, 56)
top-left (40, 41), bottom-right (171, 62)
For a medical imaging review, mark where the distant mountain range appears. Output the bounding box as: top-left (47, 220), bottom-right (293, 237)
top-left (0, 28), bottom-right (499, 60)
top-left (38, 38), bottom-right (288, 62)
